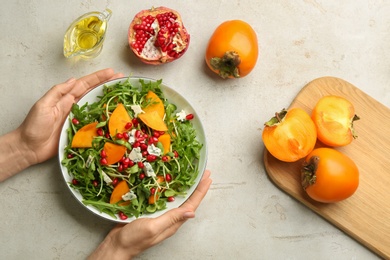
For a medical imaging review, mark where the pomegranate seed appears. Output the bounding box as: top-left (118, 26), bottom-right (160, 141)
top-left (138, 161), bottom-right (144, 168)
top-left (173, 151), bottom-right (179, 158)
top-left (125, 122), bottom-right (133, 129)
top-left (159, 131), bottom-right (166, 135)
top-left (165, 173), bottom-right (172, 182)
top-left (162, 156), bottom-right (169, 162)
top-left (72, 179), bottom-right (78, 185)
top-left (71, 118), bottom-right (79, 125)
top-left (105, 132), bottom-right (111, 139)
top-left (96, 128), bottom-right (104, 136)
top-left (123, 132), bottom-right (129, 140)
top-left (112, 178), bottom-right (119, 186)
top-left (119, 211), bottom-right (128, 220)
top-left (67, 153), bottom-right (74, 159)
top-left (167, 196), bottom-right (175, 202)
top-left (147, 155), bottom-right (157, 162)
top-left (148, 136), bottom-right (158, 144)
top-left (116, 133), bottom-right (123, 139)
top-left (186, 114), bottom-right (194, 120)
top-left (123, 158), bottom-right (130, 166)
top-left (142, 151), bottom-right (148, 157)
top-left (100, 150), bottom-right (107, 158)
top-left (118, 165), bottom-right (124, 172)
top-left (150, 187), bottom-right (156, 195)
top-left (135, 130), bottom-right (141, 138)
top-left (139, 173), bottom-right (145, 180)
top-left (133, 141), bottom-right (141, 148)
top-left (153, 131), bottom-right (160, 138)
top-left (100, 158), bottom-right (108, 165)
top-left (140, 143), bottom-right (148, 151)
top-left (128, 160), bottom-right (135, 167)
top-left (92, 180), bottom-right (98, 187)
top-left (132, 118), bottom-right (139, 126)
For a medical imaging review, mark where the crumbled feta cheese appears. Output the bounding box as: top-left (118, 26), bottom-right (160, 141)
top-left (147, 144), bottom-right (161, 156)
top-left (176, 109), bottom-right (187, 122)
top-left (131, 105), bottom-right (144, 117)
top-left (129, 147), bottom-right (143, 162)
top-left (122, 190), bottom-right (137, 201)
top-left (143, 162), bottom-right (156, 177)
top-left (128, 129), bottom-right (137, 145)
top-left (101, 170), bottom-right (112, 185)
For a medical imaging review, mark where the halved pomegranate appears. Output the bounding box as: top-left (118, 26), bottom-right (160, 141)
top-left (128, 6), bottom-right (190, 65)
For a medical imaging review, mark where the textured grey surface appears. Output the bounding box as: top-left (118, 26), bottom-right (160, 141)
top-left (1, 0), bottom-right (388, 259)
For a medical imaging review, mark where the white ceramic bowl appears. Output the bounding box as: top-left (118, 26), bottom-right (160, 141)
top-left (58, 77), bottom-right (207, 223)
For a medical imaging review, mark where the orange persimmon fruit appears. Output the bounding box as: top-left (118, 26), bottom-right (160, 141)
top-left (205, 20), bottom-right (258, 79)
top-left (301, 147), bottom-right (359, 203)
top-left (262, 108), bottom-right (317, 162)
top-left (142, 91), bottom-right (165, 118)
top-left (139, 111), bottom-right (168, 131)
top-left (103, 142), bottom-right (127, 165)
top-left (109, 103), bottom-right (132, 137)
top-left (311, 95), bottom-right (359, 147)
top-left (71, 122), bottom-right (98, 148)
top-left (110, 180), bottom-right (130, 205)
top-left (158, 133), bottom-right (171, 154)
top-left (148, 175), bottom-right (165, 204)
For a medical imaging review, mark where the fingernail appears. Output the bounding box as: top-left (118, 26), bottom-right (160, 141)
top-left (183, 212), bottom-right (195, 219)
top-left (66, 77), bottom-right (76, 84)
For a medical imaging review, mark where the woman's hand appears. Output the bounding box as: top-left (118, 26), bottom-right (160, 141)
top-left (0, 68), bottom-right (123, 182)
top-left (89, 170), bottom-right (212, 260)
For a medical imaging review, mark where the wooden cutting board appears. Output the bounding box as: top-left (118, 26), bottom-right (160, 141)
top-left (264, 77), bottom-right (390, 259)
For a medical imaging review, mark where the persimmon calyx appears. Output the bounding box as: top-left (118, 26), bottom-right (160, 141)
top-left (301, 156), bottom-right (319, 190)
top-left (351, 114), bottom-right (360, 139)
top-left (210, 51), bottom-right (241, 79)
top-left (264, 109), bottom-right (288, 126)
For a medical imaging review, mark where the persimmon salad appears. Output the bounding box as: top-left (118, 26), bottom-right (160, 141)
top-left (61, 78), bottom-right (203, 220)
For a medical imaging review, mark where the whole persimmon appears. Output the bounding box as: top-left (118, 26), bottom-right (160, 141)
top-left (205, 20), bottom-right (258, 79)
top-left (301, 147), bottom-right (359, 203)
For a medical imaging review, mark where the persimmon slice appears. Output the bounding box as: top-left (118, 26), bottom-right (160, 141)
top-left (142, 91), bottom-right (165, 118)
top-left (71, 122), bottom-right (98, 148)
top-left (104, 142), bottom-right (127, 165)
top-left (108, 103), bottom-right (132, 137)
top-left (110, 180), bottom-right (130, 205)
top-left (139, 111), bottom-right (168, 131)
top-left (148, 175), bottom-right (165, 204)
top-left (158, 133), bottom-right (171, 154)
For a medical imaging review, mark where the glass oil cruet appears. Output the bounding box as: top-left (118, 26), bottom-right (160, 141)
top-left (63, 8), bottom-right (112, 59)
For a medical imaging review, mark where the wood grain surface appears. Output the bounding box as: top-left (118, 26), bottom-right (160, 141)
top-left (264, 77), bottom-right (390, 259)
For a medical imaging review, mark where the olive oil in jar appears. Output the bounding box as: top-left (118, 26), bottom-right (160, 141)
top-left (63, 9), bottom-right (112, 59)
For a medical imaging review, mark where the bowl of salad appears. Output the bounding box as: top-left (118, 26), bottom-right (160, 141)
top-left (58, 76), bottom-right (207, 223)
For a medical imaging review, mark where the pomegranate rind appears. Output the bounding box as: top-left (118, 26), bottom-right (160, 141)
top-left (128, 6), bottom-right (190, 65)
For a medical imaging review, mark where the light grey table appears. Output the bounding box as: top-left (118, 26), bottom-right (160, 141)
top-left (1, 1), bottom-right (388, 259)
